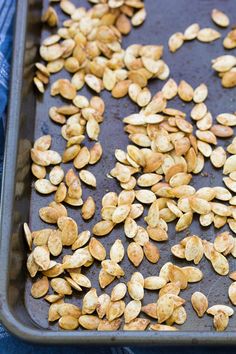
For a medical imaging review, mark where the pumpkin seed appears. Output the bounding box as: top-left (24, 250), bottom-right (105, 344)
top-left (211, 9), bottom-right (230, 28)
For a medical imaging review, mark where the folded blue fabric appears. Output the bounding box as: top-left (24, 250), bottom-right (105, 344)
top-left (0, 0), bottom-right (15, 127)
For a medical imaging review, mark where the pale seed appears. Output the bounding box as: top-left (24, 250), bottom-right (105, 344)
top-left (168, 32), bottom-right (184, 52)
top-left (124, 300), bottom-right (141, 323)
top-left (191, 291), bottom-right (208, 317)
top-left (211, 9), bottom-right (230, 28)
top-left (111, 283), bottom-right (127, 301)
top-left (110, 239), bottom-right (125, 263)
top-left (184, 23), bottom-right (200, 40)
top-left (197, 28), bottom-right (221, 42)
top-left (79, 315), bottom-right (100, 330)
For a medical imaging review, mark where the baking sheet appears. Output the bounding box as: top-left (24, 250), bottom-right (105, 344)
top-left (1, 0), bottom-right (236, 344)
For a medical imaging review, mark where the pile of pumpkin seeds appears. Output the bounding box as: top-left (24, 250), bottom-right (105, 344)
top-left (25, 1), bottom-right (236, 332)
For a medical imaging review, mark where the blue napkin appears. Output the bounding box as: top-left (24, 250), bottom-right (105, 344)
top-left (0, 0), bottom-right (15, 128)
top-left (0, 1), bottom-right (232, 352)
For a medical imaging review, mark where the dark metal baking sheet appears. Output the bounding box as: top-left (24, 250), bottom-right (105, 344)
top-left (1, 0), bottom-right (236, 345)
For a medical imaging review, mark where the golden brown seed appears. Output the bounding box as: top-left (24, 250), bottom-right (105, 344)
top-left (111, 283), bottom-right (127, 301)
top-left (145, 200), bottom-right (159, 227)
top-left (156, 294), bottom-right (175, 323)
top-left (58, 316), bottom-right (79, 330)
top-left (48, 301), bottom-right (63, 322)
top-left (212, 55), bottom-right (236, 72)
top-left (131, 8), bottom-right (146, 26)
top-left (190, 197), bottom-right (211, 215)
top-left (128, 83), bottom-right (142, 102)
top-left (51, 278), bottom-right (72, 295)
top-left (150, 324), bottom-right (178, 331)
top-left (89, 237), bottom-right (106, 261)
top-left (116, 14), bottom-right (131, 35)
top-left (191, 291), bottom-right (208, 317)
top-left (147, 225), bottom-right (168, 241)
top-left (127, 242), bottom-right (143, 267)
top-left (42, 263), bottom-right (63, 278)
top-left (102, 260), bottom-right (125, 277)
top-left (79, 170), bottom-right (96, 187)
top-left (222, 71), bottom-right (236, 88)
top-left (211, 125), bottom-right (233, 138)
top-left (213, 311), bottom-right (229, 332)
top-left (185, 236), bottom-right (204, 264)
top-left (124, 217), bottom-right (138, 239)
top-left (44, 294), bottom-right (64, 303)
top-left (162, 78), bottom-right (178, 100)
top-left (24, 223), bottom-right (32, 250)
top-left (191, 103), bottom-right (208, 121)
top-left (33, 246), bottom-right (50, 270)
top-left (184, 23), bottom-right (200, 40)
top-left (166, 306), bottom-right (187, 325)
top-left (99, 269), bottom-right (115, 289)
top-left (228, 282), bottom-right (236, 305)
top-left (175, 117), bottom-right (193, 133)
top-left (131, 272), bottom-right (144, 287)
top-left (123, 318), bottom-right (150, 331)
top-left (197, 28), bottom-right (221, 42)
top-left (31, 163), bottom-right (46, 179)
top-left (143, 241), bottom-right (160, 263)
top-left (112, 80), bottom-right (131, 98)
top-left (124, 300), bottom-right (141, 324)
top-left (82, 288), bottom-right (98, 315)
top-left (97, 318), bottom-right (121, 331)
top-left (112, 205), bottom-right (130, 223)
top-left (56, 303), bottom-right (81, 319)
top-left (183, 266), bottom-right (203, 283)
top-left (207, 305), bottom-right (234, 317)
top-left (144, 276), bottom-right (166, 290)
top-left (135, 189), bottom-right (156, 204)
top-left (102, 192), bottom-right (118, 208)
top-left (211, 9), bottom-right (230, 28)
top-left (49, 166), bottom-right (64, 186)
top-left (168, 32), bottom-right (184, 52)
top-left (34, 179), bottom-right (57, 195)
top-left (168, 265), bottom-right (187, 289)
top-left (210, 147), bottom-right (226, 168)
top-left (210, 250), bottom-right (229, 275)
top-left (93, 220), bottom-right (114, 236)
top-left (178, 80), bottom-right (194, 102)
top-left (34, 135), bottom-right (51, 151)
top-left (175, 212), bottom-right (193, 232)
top-left (96, 294), bottom-right (111, 319)
top-left (85, 74), bottom-right (102, 93)
top-left (193, 83), bottom-right (208, 103)
top-left (141, 303), bottom-right (158, 319)
top-left (79, 315), bottom-right (100, 330)
top-left (59, 217), bottom-right (78, 246)
top-left (81, 196), bottom-right (96, 220)
top-left (107, 300), bottom-right (125, 322)
top-left (31, 276), bottom-right (49, 298)
top-left (73, 146), bottom-right (90, 169)
top-left (48, 230), bottom-right (62, 257)
top-left (86, 118), bottom-right (100, 141)
top-left (127, 280), bottom-right (144, 301)
top-left (89, 142), bottom-right (103, 164)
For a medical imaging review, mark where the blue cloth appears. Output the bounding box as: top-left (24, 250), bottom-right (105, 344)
top-left (0, 1), bottom-right (233, 353)
top-left (0, 0), bottom-right (15, 128)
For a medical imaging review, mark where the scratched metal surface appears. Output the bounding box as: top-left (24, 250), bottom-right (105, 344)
top-left (20, 0), bottom-right (236, 333)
